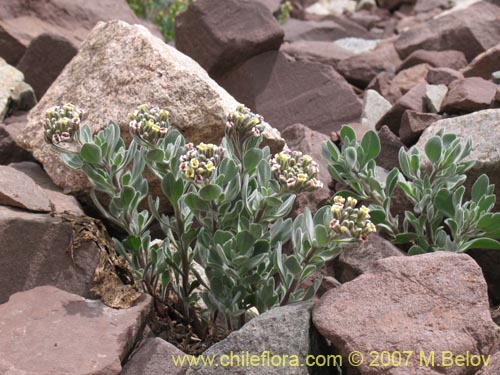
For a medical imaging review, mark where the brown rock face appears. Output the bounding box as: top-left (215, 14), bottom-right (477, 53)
top-left (377, 0), bottom-right (416, 10)
top-left (16, 33), bottom-right (78, 99)
top-left (219, 50), bottom-right (362, 134)
top-left (397, 49), bottom-right (467, 72)
top-left (376, 83), bottom-right (427, 135)
top-left (280, 40), bottom-right (354, 69)
top-left (400, 111), bottom-right (442, 146)
top-left (394, 1), bottom-right (500, 61)
top-left (376, 125), bottom-right (406, 169)
top-left (283, 18), bottom-right (366, 43)
top-left (0, 113), bottom-right (34, 164)
top-left (0, 0), bottom-right (159, 65)
top-left (313, 252), bottom-right (500, 375)
top-left (0, 286), bottom-right (152, 375)
top-left (441, 77), bottom-right (497, 113)
top-left (476, 351), bottom-right (500, 375)
top-left (426, 67), bottom-right (464, 86)
top-left (336, 40), bottom-right (402, 88)
top-left (333, 233), bottom-right (405, 283)
top-left (462, 43), bottom-right (500, 79)
top-left (175, 0), bottom-right (284, 77)
top-left (0, 206), bottom-right (98, 303)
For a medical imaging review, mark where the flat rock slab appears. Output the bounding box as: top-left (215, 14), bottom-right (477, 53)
top-left (313, 252), bottom-right (499, 375)
top-left (0, 164), bottom-right (51, 212)
top-left (0, 286), bottom-right (152, 375)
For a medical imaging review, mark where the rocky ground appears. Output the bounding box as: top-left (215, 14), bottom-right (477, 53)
top-left (0, 0), bottom-right (500, 374)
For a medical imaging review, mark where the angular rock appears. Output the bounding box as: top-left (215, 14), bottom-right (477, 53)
top-left (0, 57), bottom-right (36, 120)
top-left (9, 161), bottom-right (84, 215)
top-left (283, 18), bottom-right (355, 42)
top-left (426, 66), bottom-right (464, 86)
top-left (16, 33), bottom-right (78, 99)
top-left (305, 0), bottom-right (357, 16)
top-left (376, 125), bottom-right (406, 169)
top-left (219, 50), bottom-right (362, 134)
top-left (496, 86), bottom-right (500, 103)
top-left (0, 113), bottom-right (34, 164)
top-left (394, 1), bottom-right (500, 61)
top-left (425, 84), bottom-right (448, 113)
top-left (122, 338), bottom-right (190, 375)
top-left (462, 43), bottom-right (500, 80)
top-left (415, 110), bottom-right (500, 210)
top-left (397, 49), bottom-right (468, 72)
top-left (441, 77), bottom-right (497, 113)
top-left (313, 252), bottom-right (500, 375)
top-left (254, 0), bottom-right (282, 13)
top-left (366, 71), bottom-right (400, 104)
top-left (280, 40), bottom-right (354, 69)
top-left (333, 233), bottom-right (405, 283)
top-left (388, 63), bottom-right (430, 100)
top-left (493, 71), bottom-right (500, 85)
top-left (376, 83), bottom-right (427, 135)
top-left (0, 206), bottom-right (100, 303)
top-left (377, 0), bottom-right (416, 10)
top-left (0, 0), bottom-right (159, 64)
top-left (336, 39), bottom-right (402, 88)
top-left (476, 351), bottom-right (500, 375)
top-left (0, 165), bottom-right (51, 212)
top-left (187, 302), bottom-right (329, 374)
top-left (19, 21), bottom-right (284, 199)
top-left (333, 37), bottom-right (379, 54)
top-left (361, 89), bottom-right (392, 130)
top-left (400, 111), bottom-right (442, 146)
top-left (175, 0), bottom-right (284, 76)
top-left (0, 286), bottom-right (152, 375)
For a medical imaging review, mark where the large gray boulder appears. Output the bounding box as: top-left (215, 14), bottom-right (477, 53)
top-left (18, 20), bottom-right (284, 199)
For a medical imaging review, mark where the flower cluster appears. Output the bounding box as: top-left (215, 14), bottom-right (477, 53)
top-left (44, 103), bottom-right (83, 144)
top-left (129, 104), bottom-right (170, 145)
top-left (226, 105), bottom-right (265, 142)
top-left (269, 150), bottom-right (323, 193)
top-left (179, 143), bottom-right (224, 184)
top-left (329, 196), bottom-right (376, 240)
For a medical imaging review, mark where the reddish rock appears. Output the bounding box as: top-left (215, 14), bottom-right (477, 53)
top-left (336, 40), bottom-right (402, 88)
top-left (0, 113), bottom-right (34, 164)
top-left (254, 0), bottom-right (282, 13)
top-left (0, 0), bottom-right (159, 64)
top-left (9, 161), bottom-right (84, 215)
top-left (313, 252), bottom-right (500, 375)
top-left (280, 40), bottom-right (354, 69)
top-left (175, 0), bottom-right (283, 77)
top-left (0, 206), bottom-right (99, 303)
top-left (122, 338), bottom-right (190, 375)
top-left (16, 33), bottom-right (78, 99)
top-left (281, 123), bottom-right (332, 215)
top-left (441, 77), bottom-right (497, 113)
top-left (476, 351), bottom-right (500, 375)
top-left (219, 51), bottom-right (362, 134)
top-left (333, 234), bottom-right (405, 283)
top-left (0, 165), bottom-right (51, 212)
top-left (376, 125), bottom-right (406, 169)
top-left (400, 111), bottom-right (442, 146)
top-left (376, 83), bottom-right (427, 135)
top-left (283, 18), bottom-right (358, 42)
top-left (462, 43), bottom-right (500, 80)
top-left (388, 63), bottom-right (429, 100)
top-left (366, 71), bottom-right (399, 104)
top-left (413, 0), bottom-right (450, 12)
top-left (496, 87), bottom-right (500, 103)
top-left (0, 23), bottom-right (25, 65)
top-left (394, 1), bottom-right (500, 61)
top-left (468, 248), bottom-right (500, 306)
top-left (397, 49), bottom-right (467, 72)
top-left (426, 66), bottom-right (464, 86)
top-left (0, 286), bottom-right (152, 375)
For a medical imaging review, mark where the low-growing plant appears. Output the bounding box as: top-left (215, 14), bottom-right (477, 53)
top-left (44, 104), bottom-right (375, 336)
top-left (323, 126), bottom-right (500, 254)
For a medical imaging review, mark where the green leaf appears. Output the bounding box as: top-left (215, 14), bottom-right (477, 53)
top-left (161, 173), bottom-right (184, 205)
top-left (322, 140), bottom-right (340, 162)
top-left (471, 174), bottom-right (490, 203)
top-left (393, 232), bottom-right (418, 245)
top-left (121, 186), bottom-right (135, 207)
top-left (80, 143), bottom-right (102, 164)
top-left (243, 148), bottom-right (263, 173)
top-left (345, 147), bottom-right (357, 168)
top-left (340, 126), bottom-right (356, 143)
top-left (184, 192), bottom-right (207, 212)
top-left (369, 209), bottom-right (386, 225)
top-left (315, 225), bottom-right (329, 247)
top-left (145, 149), bottom-right (165, 163)
top-left (61, 153), bottom-right (83, 169)
top-left (199, 184), bottom-right (222, 201)
top-left (408, 245), bottom-right (427, 255)
top-left (424, 136), bottom-right (443, 163)
top-left (434, 189), bottom-right (455, 217)
top-left (462, 238), bottom-right (500, 252)
top-left (285, 256), bottom-right (302, 276)
top-left (361, 130), bottom-right (381, 161)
